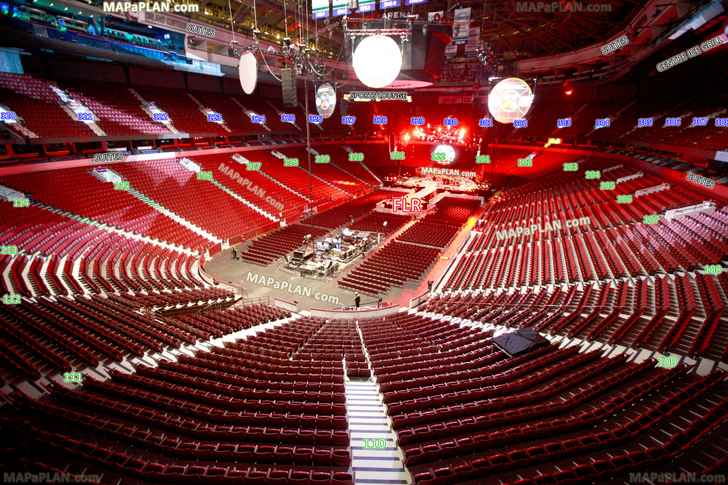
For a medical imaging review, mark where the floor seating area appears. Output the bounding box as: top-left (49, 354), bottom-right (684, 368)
top-left (4, 317), bottom-right (353, 484)
top-left (398, 197), bottom-right (481, 248)
top-left (339, 241), bottom-right (440, 295)
top-left (350, 211), bottom-right (412, 234)
top-left (301, 191), bottom-right (394, 229)
top-left (240, 224), bottom-right (330, 265)
top-left (339, 196), bottom-right (480, 295)
top-left (357, 313), bottom-right (728, 484)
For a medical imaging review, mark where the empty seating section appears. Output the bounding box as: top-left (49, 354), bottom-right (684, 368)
top-left (339, 197), bottom-right (480, 294)
top-left (425, 273), bottom-right (728, 361)
top-left (241, 224), bottom-right (329, 265)
top-left (0, 199), bottom-right (210, 298)
top-left (109, 288), bottom-right (235, 309)
top-left (339, 242), bottom-right (440, 295)
top-left (446, 167), bottom-right (723, 290)
top-left (112, 159), bottom-right (275, 240)
top-left (399, 197), bottom-right (481, 248)
top-left (0, 167), bottom-right (206, 248)
top-left (357, 313), bottom-right (728, 484)
top-left (252, 151), bottom-right (349, 205)
top-left (191, 91), bottom-right (266, 135)
top-left (4, 318), bottom-right (353, 484)
top-left (0, 294), bottom-right (287, 384)
top-left (350, 212), bottom-right (412, 234)
top-left (302, 191), bottom-right (393, 229)
top-left (191, 153), bottom-right (307, 219)
top-left (0, 73), bottom-right (95, 139)
top-left (63, 82), bottom-right (169, 136)
top-left (135, 87), bottom-right (230, 136)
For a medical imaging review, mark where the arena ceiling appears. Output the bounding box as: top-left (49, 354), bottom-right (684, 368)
top-left (192, 0), bottom-right (651, 61)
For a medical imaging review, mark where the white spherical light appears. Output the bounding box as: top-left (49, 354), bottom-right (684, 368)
top-left (487, 77), bottom-right (534, 124)
top-left (432, 144), bottom-right (456, 165)
top-left (239, 52), bottom-right (257, 95)
top-left (352, 35), bottom-right (402, 89)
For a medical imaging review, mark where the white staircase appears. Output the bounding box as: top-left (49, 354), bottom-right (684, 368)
top-left (345, 380), bottom-right (411, 485)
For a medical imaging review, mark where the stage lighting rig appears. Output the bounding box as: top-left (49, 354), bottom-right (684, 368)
top-left (343, 17), bottom-right (410, 88)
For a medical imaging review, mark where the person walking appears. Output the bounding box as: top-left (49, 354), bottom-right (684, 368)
top-left (354, 292), bottom-right (361, 309)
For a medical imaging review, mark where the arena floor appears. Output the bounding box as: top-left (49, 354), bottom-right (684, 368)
top-left (204, 219), bottom-right (475, 310)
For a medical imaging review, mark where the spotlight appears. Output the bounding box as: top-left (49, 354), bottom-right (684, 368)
top-left (487, 77), bottom-right (535, 124)
top-left (352, 35), bottom-right (402, 88)
top-left (239, 51), bottom-right (257, 95)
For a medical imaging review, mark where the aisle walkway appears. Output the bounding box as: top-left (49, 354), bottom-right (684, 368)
top-left (345, 379), bottom-right (411, 485)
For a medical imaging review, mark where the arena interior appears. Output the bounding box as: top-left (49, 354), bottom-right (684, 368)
top-left (1, 0), bottom-right (728, 483)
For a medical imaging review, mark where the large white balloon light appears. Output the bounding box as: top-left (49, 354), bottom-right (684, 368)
top-left (239, 51), bottom-right (257, 95)
top-left (487, 77), bottom-right (534, 124)
top-left (433, 144), bottom-right (456, 165)
top-left (353, 35), bottom-right (402, 89)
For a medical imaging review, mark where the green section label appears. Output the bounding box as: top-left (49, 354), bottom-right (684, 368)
top-left (585, 170), bottom-right (601, 180)
top-left (600, 181), bottom-right (616, 191)
top-left (432, 152), bottom-right (447, 162)
top-left (390, 151), bottom-right (405, 161)
top-left (703, 264), bottom-right (723, 275)
top-left (643, 214), bottom-right (660, 225)
top-left (284, 158), bottom-right (299, 167)
top-left (362, 438), bottom-right (388, 449)
top-left (617, 194), bottom-right (633, 204)
top-left (2, 294), bottom-right (21, 305)
top-left (348, 152), bottom-right (364, 162)
top-left (246, 162), bottom-right (262, 171)
top-left (0, 245), bottom-right (18, 255)
top-left (563, 162), bottom-right (578, 172)
top-left (476, 154), bottom-right (491, 164)
top-left (113, 181), bottom-right (130, 191)
top-left (655, 354), bottom-right (679, 369)
top-left (315, 154), bottom-right (331, 164)
top-left (63, 371), bottom-right (83, 384)
top-left (517, 158), bottom-right (533, 168)
top-left (196, 171), bottom-right (213, 181)
top-left (12, 197), bottom-right (29, 208)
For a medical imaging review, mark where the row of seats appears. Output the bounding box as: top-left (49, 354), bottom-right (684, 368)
top-left (339, 197), bottom-right (480, 294)
top-left (356, 312), bottom-right (728, 484)
top-left (4, 317), bottom-right (356, 483)
top-left (241, 224), bottom-right (329, 265)
top-left (0, 294), bottom-right (288, 385)
top-left (427, 272), bottom-right (728, 361)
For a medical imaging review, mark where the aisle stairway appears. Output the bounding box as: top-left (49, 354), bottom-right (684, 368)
top-left (346, 380), bottom-right (411, 485)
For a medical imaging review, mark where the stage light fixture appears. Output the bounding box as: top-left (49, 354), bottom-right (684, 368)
top-left (315, 83), bottom-right (336, 119)
top-left (432, 144), bottom-right (456, 165)
top-left (487, 77), bottom-right (534, 124)
top-left (352, 35), bottom-right (402, 88)
top-left (239, 51), bottom-right (258, 95)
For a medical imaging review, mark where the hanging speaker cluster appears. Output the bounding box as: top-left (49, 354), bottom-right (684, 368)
top-left (281, 68), bottom-right (298, 107)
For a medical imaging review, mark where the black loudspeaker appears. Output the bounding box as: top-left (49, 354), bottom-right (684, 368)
top-left (281, 68), bottom-right (298, 107)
